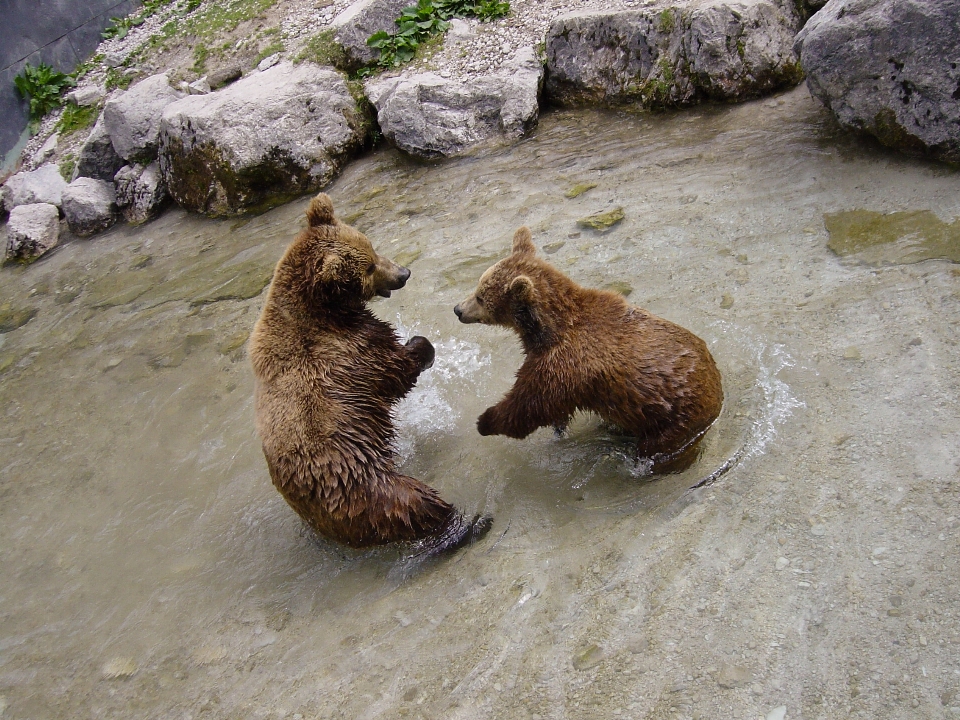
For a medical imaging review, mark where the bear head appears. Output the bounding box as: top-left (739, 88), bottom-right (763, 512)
top-left (279, 193), bottom-right (411, 309)
top-left (454, 227), bottom-right (560, 347)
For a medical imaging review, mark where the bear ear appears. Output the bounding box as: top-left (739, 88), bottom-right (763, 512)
top-left (306, 193), bottom-right (336, 227)
top-left (508, 275), bottom-right (535, 303)
top-left (315, 252), bottom-right (342, 284)
top-left (511, 227), bottom-right (535, 256)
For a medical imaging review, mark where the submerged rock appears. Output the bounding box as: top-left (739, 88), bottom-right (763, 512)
top-left (103, 73), bottom-right (185, 164)
top-left (115, 163), bottom-right (168, 225)
top-left (0, 302), bottom-right (38, 332)
top-left (158, 62), bottom-right (371, 216)
top-left (2, 165), bottom-right (68, 213)
top-left (5, 203), bottom-right (60, 261)
top-left (332, 0), bottom-right (412, 70)
top-left (61, 178), bottom-right (118, 237)
top-left (366, 47), bottom-right (544, 158)
top-left (545, 0), bottom-right (803, 108)
top-left (577, 206), bottom-right (624, 230)
top-left (795, 0), bottom-right (960, 164)
top-left (75, 114), bottom-right (126, 182)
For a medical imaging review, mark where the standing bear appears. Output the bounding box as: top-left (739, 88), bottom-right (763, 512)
top-left (454, 227), bottom-right (724, 471)
top-left (250, 193), bottom-right (488, 551)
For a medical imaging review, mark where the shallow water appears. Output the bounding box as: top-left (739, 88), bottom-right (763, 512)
top-left (2, 87), bottom-right (960, 719)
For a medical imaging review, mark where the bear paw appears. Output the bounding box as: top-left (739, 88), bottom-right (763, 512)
top-left (476, 407), bottom-right (498, 436)
top-left (406, 335), bottom-right (435, 370)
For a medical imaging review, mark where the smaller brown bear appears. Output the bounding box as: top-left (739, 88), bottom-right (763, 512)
top-left (250, 193), bottom-right (489, 551)
top-left (454, 227), bottom-right (723, 471)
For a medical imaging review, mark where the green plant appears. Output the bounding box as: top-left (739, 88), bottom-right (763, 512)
top-left (14, 63), bottom-right (75, 122)
top-left (56, 102), bottom-right (99, 137)
top-left (102, 15), bottom-right (144, 39)
top-left (256, 40), bottom-right (285, 64)
top-left (366, 0), bottom-right (509, 70)
top-left (58, 153), bottom-right (76, 181)
top-left (192, 43), bottom-right (210, 73)
top-left (295, 29), bottom-right (349, 68)
top-left (105, 67), bottom-right (135, 91)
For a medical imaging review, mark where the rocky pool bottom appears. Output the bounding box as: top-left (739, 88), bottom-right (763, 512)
top-left (1, 86), bottom-right (960, 719)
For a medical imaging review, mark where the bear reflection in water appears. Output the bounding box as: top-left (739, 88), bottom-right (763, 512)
top-left (250, 194), bottom-right (490, 553)
top-left (455, 227), bottom-right (723, 473)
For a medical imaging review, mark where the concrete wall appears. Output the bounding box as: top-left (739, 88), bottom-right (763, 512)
top-left (1, 0), bottom-right (143, 173)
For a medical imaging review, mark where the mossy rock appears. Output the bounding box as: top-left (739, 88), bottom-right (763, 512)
top-left (577, 207), bottom-right (625, 231)
top-left (0, 304), bottom-right (38, 333)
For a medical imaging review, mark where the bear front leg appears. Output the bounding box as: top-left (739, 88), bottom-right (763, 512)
top-left (477, 379), bottom-right (572, 439)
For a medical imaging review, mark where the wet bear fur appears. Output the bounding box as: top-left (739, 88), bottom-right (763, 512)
top-left (455, 227), bottom-right (724, 470)
top-left (250, 193), bottom-right (483, 549)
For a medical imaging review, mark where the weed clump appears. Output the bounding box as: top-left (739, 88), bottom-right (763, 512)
top-left (366, 0), bottom-right (510, 71)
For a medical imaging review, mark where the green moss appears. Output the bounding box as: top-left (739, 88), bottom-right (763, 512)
top-left (56, 102), bottom-right (98, 137)
top-left (825, 209), bottom-right (960, 265)
top-left (184, 0), bottom-right (278, 42)
top-left (576, 207), bottom-right (625, 231)
top-left (0, 303), bottom-right (38, 333)
top-left (58, 153), bottom-right (76, 181)
top-left (658, 8), bottom-right (676, 33)
top-left (105, 67), bottom-right (135, 91)
top-left (295, 29), bottom-right (349, 69)
top-left (256, 40), bottom-right (285, 64)
top-left (192, 43), bottom-right (210, 73)
top-left (564, 182), bottom-right (597, 199)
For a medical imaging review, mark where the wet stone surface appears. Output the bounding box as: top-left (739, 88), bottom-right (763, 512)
top-left (1, 86), bottom-right (960, 719)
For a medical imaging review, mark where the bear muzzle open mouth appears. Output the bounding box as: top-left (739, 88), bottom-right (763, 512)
top-left (376, 265), bottom-right (411, 298)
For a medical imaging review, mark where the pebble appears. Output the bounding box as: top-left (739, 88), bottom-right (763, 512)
top-left (720, 293), bottom-right (734, 309)
top-left (572, 644), bottom-right (604, 670)
top-left (776, 557), bottom-right (790, 571)
top-left (766, 706), bottom-right (787, 720)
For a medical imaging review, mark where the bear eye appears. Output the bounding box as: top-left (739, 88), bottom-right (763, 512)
top-left (475, 296), bottom-right (484, 306)
top-left (366, 262), bottom-right (376, 274)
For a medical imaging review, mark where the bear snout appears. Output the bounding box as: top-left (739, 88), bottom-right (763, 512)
top-left (374, 263), bottom-right (411, 298)
top-left (454, 304), bottom-right (463, 319)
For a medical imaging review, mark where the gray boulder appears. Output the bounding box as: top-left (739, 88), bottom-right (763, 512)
top-left (545, 0), bottom-right (803, 108)
top-left (332, 0), bottom-right (412, 69)
top-left (5, 203), bottom-right (61, 261)
top-left (75, 114), bottom-right (126, 182)
top-left (61, 178), bottom-right (118, 237)
top-left (158, 62), bottom-right (371, 216)
top-left (366, 47), bottom-right (544, 158)
top-left (103, 73), bottom-right (185, 164)
top-left (2, 165), bottom-right (68, 213)
top-left (114, 163), bottom-right (168, 225)
top-left (795, 0), bottom-right (960, 164)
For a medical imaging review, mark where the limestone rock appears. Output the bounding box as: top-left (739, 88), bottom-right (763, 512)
top-left (75, 114), bottom-right (126, 182)
top-left (114, 163), bottom-right (168, 225)
top-left (332, 0), bottom-right (412, 70)
top-left (2, 165), bottom-right (68, 213)
top-left (795, 0), bottom-right (960, 164)
top-left (65, 84), bottom-right (106, 107)
top-left (158, 62), bottom-right (370, 216)
top-left (365, 47), bottom-right (544, 158)
top-left (61, 178), bottom-right (118, 237)
top-left (5, 203), bottom-right (60, 261)
top-left (103, 73), bottom-right (185, 164)
top-left (207, 64), bottom-right (243, 89)
top-left (545, 0), bottom-right (803, 108)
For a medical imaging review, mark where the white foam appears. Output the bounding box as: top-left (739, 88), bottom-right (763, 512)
top-left (392, 317), bottom-right (492, 460)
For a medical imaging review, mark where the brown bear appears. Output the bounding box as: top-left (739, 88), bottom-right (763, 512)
top-left (250, 193), bottom-right (489, 551)
top-left (454, 227), bottom-right (724, 472)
